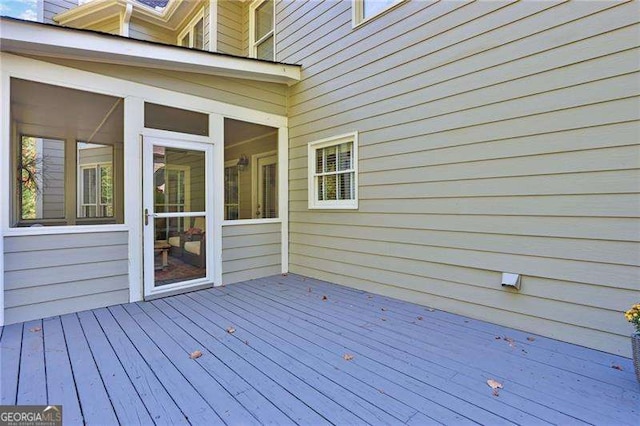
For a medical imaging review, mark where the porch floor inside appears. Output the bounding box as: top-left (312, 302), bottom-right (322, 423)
top-left (1, 274), bottom-right (638, 425)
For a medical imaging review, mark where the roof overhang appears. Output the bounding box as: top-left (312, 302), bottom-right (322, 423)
top-left (0, 18), bottom-right (301, 86)
top-left (55, 0), bottom-right (192, 31)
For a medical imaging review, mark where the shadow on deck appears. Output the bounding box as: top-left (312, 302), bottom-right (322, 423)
top-left (1, 274), bottom-right (638, 425)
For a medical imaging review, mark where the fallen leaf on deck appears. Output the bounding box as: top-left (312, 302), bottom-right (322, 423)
top-left (189, 350), bottom-right (202, 359)
top-left (503, 336), bottom-right (516, 347)
top-left (343, 354), bottom-right (354, 361)
top-left (226, 327), bottom-right (236, 334)
top-left (427, 308), bottom-right (435, 312)
top-left (487, 379), bottom-right (503, 390)
top-left (29, 326), bottom-right (42, 333)
top-left (611, 364), bottom-right (623, 371)
top-left (526, 336), bottom-right (536, 342)
top-left (381, 318), bottom-right (387, 321)
top-left (378, 388), bottom-right (385, 394)
top-left (322, 295), bottom-right (328, 301)
top-left (494, 336), bottom-right (502, 340)
top-left (417, 316), bottom-right (423, 321)
top-left (244, 340), bottom-right (249, 345)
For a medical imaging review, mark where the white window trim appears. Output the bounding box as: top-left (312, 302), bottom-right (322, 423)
top-left (77, 161), bottom-right (114, 218)
top-left (177, 7), bottom-right (205, 49)
top-left (224, 159), bottom-right (240, 220)
top-left (251, 150), bottom-right (278, 219)
top-left (249, 0), bottom-right (275, 60)
top-left (352, 0), bottom-right (404, 28)
top-left (308, 132), bottom-right (358, 210)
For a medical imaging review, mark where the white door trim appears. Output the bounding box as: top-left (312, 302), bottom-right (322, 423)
top-left (142, 135), bottom-right (217, 299)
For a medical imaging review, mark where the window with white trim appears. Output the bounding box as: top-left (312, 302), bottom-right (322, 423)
top-left (353, 0), bottom-right (403, 26)
top-left (308, 133), bottom-right (358, 209)
top-left (249, 0), bottom-right (275, 61)
top-left (224, 161), bottom-right (240, 220)
top-left (178, 8), bottom-right (205, 50)
top-left (77, 142), bottom-right (114, 218)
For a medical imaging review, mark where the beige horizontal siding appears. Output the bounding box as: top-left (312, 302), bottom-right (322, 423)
top-left (222, 223), bottom-right (281, 285)
top-left (281, 0), bottom-right (640, 356)
top-left (129, 18), bottom-right (175, 44)
top-left (3, 232), bottom-right (129, 324)
top-left (33, 57), bottom-right (288, 116)
top-left (218, 0), bottom-right (245, 56)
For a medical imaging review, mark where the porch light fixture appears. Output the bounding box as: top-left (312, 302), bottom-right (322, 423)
top-left (237, 154), bottom-right (249, 171)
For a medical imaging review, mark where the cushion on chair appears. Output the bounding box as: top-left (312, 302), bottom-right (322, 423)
top-left (168, 236), bottom-right (181, 247)
top-left (193, 217), bottom-right (206, 232)
top-left (184, 241), bottom-right (201, 256)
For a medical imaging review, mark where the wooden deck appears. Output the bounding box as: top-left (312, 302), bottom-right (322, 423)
top-left (1, 274), bottom-right (638, 425)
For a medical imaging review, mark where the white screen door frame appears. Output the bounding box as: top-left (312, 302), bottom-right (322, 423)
top-left (142, 135), bottom-right (215, 298)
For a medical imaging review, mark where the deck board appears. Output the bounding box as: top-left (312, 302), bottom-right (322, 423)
top-left (77, 310), bottom-right (154, 425)
top-left (107, 304), bottom-right (223, 425)
top-left (0, 323), bottom-right (22, 405)
top-left (252, 281), bottom-right (639, 424)
top-left (286, 274), bottom-right (637, 387)
top-left (228, 281), bottom-right (545, 424)
top-left (92, 307), bottom-right (189, 425)
top-left (186, 291), bottom-right (421, 425)
top-left (2, 274), bottom-right (638, 425)
top-left (245, 276), bottom-right (635, 424)
top-left (137, 300), bottom-right (295, 426)
top-left (60, 313), bottom-right (119, 425)
top-left (156, 297), bottom-right (331, 425)
top-left (42, 316), bottom-right (83, 425)
top-left (121, 302), bottom-right (261, 426)
top-left (168, 293), bottom-right (365, 425)
top-left (17, 320), bottom-right (46, 405)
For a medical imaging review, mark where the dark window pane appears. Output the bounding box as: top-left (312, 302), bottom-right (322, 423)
top-left (193, 17), bottom-right (204, 49)
top-left (145, 103), bottom-right (209, 136)
top-left (256, 35), bottom-right (274, 60)
top-left (255, 0), bottom-right (273, 41)
top-left (20, 137), bottom-right (66, 220)
top-left (338, 172), bottom-right (354, 200)
top-left (338, 142), bottom-right (352, 171)
top-left (325, 174), bottom-right (337, 200)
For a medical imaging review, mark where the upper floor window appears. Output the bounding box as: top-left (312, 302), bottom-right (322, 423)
top-left (353, 0), bottom-right (402, 27)
top-left (178, 8), bottom-right (204, 50)
top-left (308, 132), bottom-right (358, 210)
top-left (250, 0), bottom-right (275, 61)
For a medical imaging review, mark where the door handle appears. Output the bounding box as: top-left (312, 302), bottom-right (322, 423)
top-left (144, 208), bottom-right (156, 226)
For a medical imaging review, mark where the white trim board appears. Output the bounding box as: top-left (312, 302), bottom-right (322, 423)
top-left (0, 72), bottom-right (5, 326)
top-left (208, 0), bottom-right (218, 52)
top-left (0, 17), bottom-right (301, 86)
top-left (1, 53), bottom-right (288, 128)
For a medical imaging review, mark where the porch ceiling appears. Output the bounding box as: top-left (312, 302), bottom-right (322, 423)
top-left (0, 17), bottom-right (301, 86)
top-left (1, 274), bottom-right (637, 424)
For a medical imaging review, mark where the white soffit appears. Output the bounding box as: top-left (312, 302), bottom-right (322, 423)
top-left (0, 18), bottom-right (301, 86)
